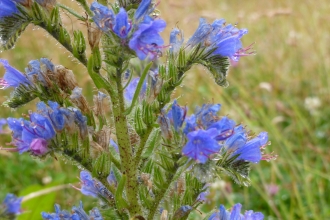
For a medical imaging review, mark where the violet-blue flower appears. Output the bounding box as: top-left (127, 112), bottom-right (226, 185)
top-left (42, 202), bottom-right (103, 220)
top-left (169, 28), bottom-right (184, 53)
top-left (129, 18), bottom-right (166, 60)
top-left (168, 100), bottom-right (187, 131)
top-left (173, 205), bottom-right (192, 219)
top-left (134, 0), bottom-right (151, 20)
top-left (25, 58), bottom-right (54, 85)
top-left (209, 203), bottom-right (264, 220)
top-left (187, 18), bottom-right (212, 46)
top-left (182, 128), bottom-right (220, 163)
top-left (124, 77), bottom-right (147, 102)
top-left (187, 18), bottom-right (249, 61)
top-left (195, 103), bottom-right (221, 128)
top-left (0, 0), bottom-right (19, 18)
top-left (113, 8), bottom-right (131, 39)
top-left (0, 59), bottom-right (30, 89)
top-left (72, 108), bottom-right (88, 138)
top-left (90, 2), bottom-right (115, 32)
top-left (183, 114), bottom-right (197, 135)
top-left (29, 138), bottom-right (49, 155)
top-left (233, 132), bottom-right (268, 163)
top-left (208, 116), bottom-right (236, 141)
top-left (47, 101), bottom-right (65, 131)
top-left (157, 112), bottom-right (172, 140)
top-left (78, 171), bottom-right (113, 201)
top-left (2, 193), bottom-right (22, 215)
top-left (79, 170), bottom-right (99, 197)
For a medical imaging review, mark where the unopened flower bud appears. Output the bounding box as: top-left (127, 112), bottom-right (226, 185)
top-left (70, 87), bottom-right (90, 114)
top-left (55, 65), bottom-right (78, 92)
top-left (30, 138), bottom-right (49, 156)
top-left (87, 22), bottom-right (102, 49)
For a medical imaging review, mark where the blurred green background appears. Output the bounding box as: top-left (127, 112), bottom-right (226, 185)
top-left (0, 0), bottom-right (329, 219)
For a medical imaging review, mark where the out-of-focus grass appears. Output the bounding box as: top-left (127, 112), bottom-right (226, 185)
top-left (0, 0), bottom-right (329, 219)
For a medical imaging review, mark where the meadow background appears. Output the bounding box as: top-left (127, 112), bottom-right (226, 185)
top-left (0, 0), bottom-right (329, 219)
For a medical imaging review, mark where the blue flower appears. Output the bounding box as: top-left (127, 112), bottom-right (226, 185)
top-left (233, 132), bottom-right (268, 163)
top-left (183, 114), bottom-right (197, 135)
top-left (173, 205), bottom-right (192, 219)
top-left (208, 116), bottom-right (236, 141)
top-left (157, 112), bottom-right (172, 140)
top-left (134, 0), bottom-right (151, 20)
top-left (79, 171), bottom-right (99, 197)
top-left (168, 100), bottom-right (187, 131)
top-left (187, 18), bottom-right (212, 46)
top-left (47, 101), bottom-right (65, 131)
top-left (169, 28), bottom-right (184, 53)
top-left (29, 138), bottom-right (49, 155)
top-left (225, 127), bottom-right (268, 163)
top-left (25, 58), bottom-right (55, 86)
top-left (129, 18), bottom-right (166, 60)
top-left (90, 2), bottom-right (115, 32)
top-left (209, 203), bottom-right (264, 220)
top-left (107, 170), bottom-right (117, 186)
top-left (0, 59), bottom-right (30, 89)
top-left (2, 193), bottom-right (22, 215)
top-left (182, 128), bottom-right (220, 163)
top-left (78, 171), bottom-right (113, 201)
top-left (187, 18), bottom-right (249, 61)
top-left (41, 202), bottom-right (103, 220)
top-left (0, 0), bottom-right (19, 18)
top-left (110, 139), bottom-right (119, 153)
top-left (72, 108), bottom-right (88, 138)
top-left (124, 77), bottom-right (147, 102)
top-left (113, 8), bottom-right (131, 39)
top-left (195, 103), bottom-right (221, 128)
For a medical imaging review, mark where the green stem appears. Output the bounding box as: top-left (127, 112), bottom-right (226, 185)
top-left (109, 153), bottom-right (121, 171)
top-left (147, 160), bottom-right (193, 220)
top-left (57, 3), bottom-right (85, 20)
top-left (111, 67), bottom-right (142, 216)
top-left (38, 22), bottom-right (87, 66)
top-left (76, 0), bottom-right (93, 16)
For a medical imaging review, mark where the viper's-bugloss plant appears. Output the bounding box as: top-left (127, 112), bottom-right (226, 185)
top-left (0, 0), bottom-right (276, 219)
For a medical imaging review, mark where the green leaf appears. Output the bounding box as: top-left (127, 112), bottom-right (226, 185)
top-left (0, 14), bottom-right (30, 50)
top-left (115, 174), bottom-right (129, 209)
top-left (142, 129), bottom-right (161, 159)
top-left (3, 85), bottom-right (37, 108)
top-left (87, 55), bottom-right (112, 90)
top-left (18, 184), bottom-right (57, 220)
top-left (202, 55), bottom-right (230, 87)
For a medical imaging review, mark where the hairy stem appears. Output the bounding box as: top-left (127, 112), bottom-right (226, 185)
top-left (38, 22), bottom-right (87, 66)
top-left (110, 67), bottom-right (142, 216)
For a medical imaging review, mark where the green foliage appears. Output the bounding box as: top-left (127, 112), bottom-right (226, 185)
top-left (3, 84), bottom-right (37, 108)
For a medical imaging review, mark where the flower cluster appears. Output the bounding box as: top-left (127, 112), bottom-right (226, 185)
top-left (3, 101), bottom-right (86, 156)
top-left (0, 194), bottom-right (22, 218)
top-left (209, 203), bottom-right (264, 220)
top-left (90, 0), bottom-right (166, 60)
top-left (158, 101), bottom-right (270, 164)
top-left (42, 202), bottom-right (103, 220)
top-left (0, 58), bottom-right (77, 91)
top-left (170, 18), bottom-right (252, 61)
